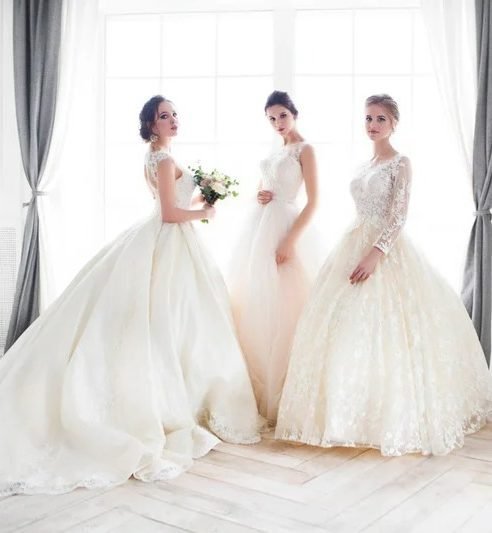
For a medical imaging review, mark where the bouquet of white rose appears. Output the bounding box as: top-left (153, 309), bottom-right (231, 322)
top-left (188, 164), bottom-right (239, 223)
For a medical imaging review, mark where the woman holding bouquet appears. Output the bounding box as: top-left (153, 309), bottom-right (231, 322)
top-left (0, 95), bottom-right (260, 496)
top-left (229, 90), bottom-right (319, 425)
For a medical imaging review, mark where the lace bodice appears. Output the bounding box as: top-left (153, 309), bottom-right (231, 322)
top-left (350, 154), bottom-right (411, 254)
top-left (144, 149), bottom-right (195, 209)
top-left (260, 142), bottom-right (306, 203)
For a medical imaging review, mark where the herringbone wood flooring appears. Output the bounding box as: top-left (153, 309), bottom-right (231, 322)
top-left (2, 425), bottom-right (492, 532)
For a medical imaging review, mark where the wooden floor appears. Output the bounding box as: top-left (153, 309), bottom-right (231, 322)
top-left (2, 425), bottom-right (492, 533)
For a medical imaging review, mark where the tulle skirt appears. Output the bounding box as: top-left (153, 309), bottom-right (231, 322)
top-left (276, 220), bottom-right (492, 455)
top-left (229, 200), bottom-right (320, 423)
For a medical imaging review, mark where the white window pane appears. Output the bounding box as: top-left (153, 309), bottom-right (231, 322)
top-left (313, 142), bottom-right (354, 251)
top-left (410, 76), bottom-right (470, 289)
top-left (172, 143), bottom-right (218, 169)
top-left (414, 12), bottom-right (434, 75)
top-left (162, 14), bottom-right (216, 76)
top-left (411, 75), bottom-right (443, 146)
top-left (217, 77), bottom-right (273, 142)
top-left (105, 79), bottom-right (160, 143)
top-left (354, 10), bottom-right (412, 74)
top-left (215, 142), bottom-right (269, 194)
top-left (106, 17), bottom-right (161, 77)
top-left (217, 12), bottom-right (273, 75)
top-left (205, 142), bottom-right (271, 271)
top-left (105, 143), bottom-right (152, 239)
top-left (161, 78), bottom-right (215, 143)
top-left (296, 11), bottom-right (352, 74)
top-left (295, 76), bottom-right (352, 143)
top-left (353, 76), bottom-right (412, 148)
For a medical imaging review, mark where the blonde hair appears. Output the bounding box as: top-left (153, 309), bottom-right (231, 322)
top-left (365, 94), bottom-right (399, 127)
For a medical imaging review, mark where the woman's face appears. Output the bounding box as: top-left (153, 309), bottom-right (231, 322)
top-left (365, 104), bottom-right (395, 141)
top-left (152, 100), bottom-right (179, 139)
top-left (266, 104), bottom-right (296, 137)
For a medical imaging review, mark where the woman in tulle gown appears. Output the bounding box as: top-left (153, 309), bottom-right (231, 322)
top-left (276, 94), bottom-right (492, 456)
top-left (229, 91), bottom-right (319, 425)
top-left (0, 95), bottom-right (260, 495)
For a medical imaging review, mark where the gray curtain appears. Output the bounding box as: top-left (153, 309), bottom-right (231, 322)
top-left (462, 0), bottom-right (492, 366)
top-left (4, 0), bottom-right (63, 352)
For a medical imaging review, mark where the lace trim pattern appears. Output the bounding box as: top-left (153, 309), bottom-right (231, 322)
top-left (0, 409), bottom-right (261, 496)
top-left (276, 408), bottom-right (490, 456)
top-left (200, 409), bottom-right (261, 445)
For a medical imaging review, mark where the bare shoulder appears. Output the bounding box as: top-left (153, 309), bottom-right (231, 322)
top-left (155, 154), bottom-right (176, 171)
top-left (299, 143), bottom-right (316, 161)
top-left (300, 143), bottom-right (315, 155)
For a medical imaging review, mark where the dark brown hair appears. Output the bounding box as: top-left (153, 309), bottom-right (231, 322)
top-left (139, 95), bottom-right (167, 142)
top-left (264, 90), bottom-right (299, 118)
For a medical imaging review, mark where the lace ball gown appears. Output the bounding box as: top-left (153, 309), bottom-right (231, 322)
top-left (276, 154), bottom-right (492, 456)
top-left (0, 148), bottom-right (260, 495)
top-left (229, 142), bottom-right (319, 424)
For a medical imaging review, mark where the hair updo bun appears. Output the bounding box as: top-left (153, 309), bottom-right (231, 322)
top-left (264, 90), bottom-right (299, 118)
top-left (139, 95), bottom-right (167, 142)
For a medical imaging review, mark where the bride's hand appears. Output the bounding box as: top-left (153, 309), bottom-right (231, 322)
top-left (257, 190), bottom-right (273, 205)
top-left (276, 237), bottom-right (295, 265)
top-left (349, 247), bottom-right (383, 284)
top-left (203, 204), bottom-right (216, 220)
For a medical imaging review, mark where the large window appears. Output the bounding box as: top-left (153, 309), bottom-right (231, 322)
top-left (291, 6), bottom-right (470, 291)
top-left (102, 0), bottom-right (471, 289)
top-left (104, 10), bottom-right (274, 242)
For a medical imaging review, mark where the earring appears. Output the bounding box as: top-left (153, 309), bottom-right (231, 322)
top-left (150, 133), bottom-right (159, 143)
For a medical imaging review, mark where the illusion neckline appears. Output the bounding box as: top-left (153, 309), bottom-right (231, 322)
top-left (281, 141), bottom-right (305, 148)
top-left (368, 152), bottom-right (401, 168)
top-left (149, 147), bottom-right (171, 155)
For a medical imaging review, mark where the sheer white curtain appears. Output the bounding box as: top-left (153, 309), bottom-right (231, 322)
top-left (39, 0), bottom-right (104, 308)
top-left (420, 0), bottom-right (477, 180)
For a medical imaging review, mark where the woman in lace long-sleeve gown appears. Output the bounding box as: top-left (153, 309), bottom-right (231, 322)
top-left (276, 94), bottom-right (492, 456)
top-left (229, 91), bottom-right (319, 425)
top-left (0, 95), bottom-right (260, 495)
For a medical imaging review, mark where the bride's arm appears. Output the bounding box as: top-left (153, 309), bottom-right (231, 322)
top-left (258, 179), bottom-right (273, 204)
top-left (276, 144), bottom-right (318, 264)
top-left (157, 158), bottom-right (214, 223)
top-left (373, 156), bottom-right (412, 254)
top-left (349, 156), bottom-right (412, 284)
top-left (190, 190), bottom-right (206, 207)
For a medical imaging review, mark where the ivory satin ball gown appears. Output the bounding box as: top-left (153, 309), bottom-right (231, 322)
top-left (0, 148), bottom-right (260, 495)
top-left (276, 154), bottom-right (492, 456)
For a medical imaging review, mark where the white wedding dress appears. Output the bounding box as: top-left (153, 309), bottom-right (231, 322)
top-left (0, 148), bottom-right (260, 495)
top-left (276, 154), bottom-right (492, 456)
top-left (229, 142), bottom-right (319, 424)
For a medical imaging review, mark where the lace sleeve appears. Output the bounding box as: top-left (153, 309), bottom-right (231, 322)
top-left (373, 156), bottom-right (412, 254)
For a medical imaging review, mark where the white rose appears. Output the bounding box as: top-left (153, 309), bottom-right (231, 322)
top-left (211, 180), bottom-right (227, 195)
